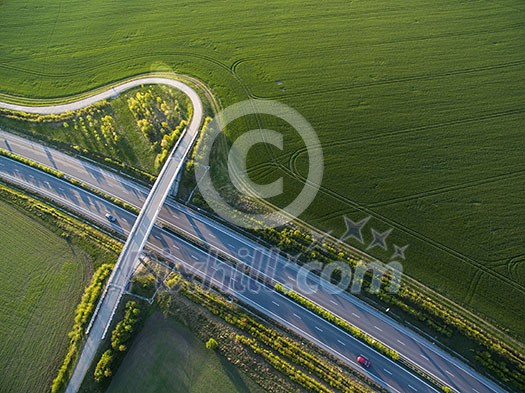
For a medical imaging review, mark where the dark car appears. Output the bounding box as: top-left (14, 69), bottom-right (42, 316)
top-left (357, 355), bottom-right (371, 368)
top-left (105, 213), bottom-right (116, 222)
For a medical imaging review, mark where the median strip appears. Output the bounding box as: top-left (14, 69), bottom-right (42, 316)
top-left (274, 283), bottom-right (400, 361)
top-left (273, 283), bottom-right (457, 393)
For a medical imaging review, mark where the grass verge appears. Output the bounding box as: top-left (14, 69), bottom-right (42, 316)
top-left (0, 183), bottom-right (119, 393)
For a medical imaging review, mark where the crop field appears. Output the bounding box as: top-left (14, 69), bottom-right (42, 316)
top-left (0, 0), bottom-right (524, 338)
top-left (0, 201), bottom-right (90, 392)
top-left (106, 312), bottom-right (263, 393)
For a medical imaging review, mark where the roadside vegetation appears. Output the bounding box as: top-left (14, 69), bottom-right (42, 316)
top-left (93, 301), bottom-right (141, 383)
top-left (81, 260), bottom-right (381, 393)
top-left (265, 227), bottom-right (525, 391)
top-left (0, 0), bottom-right (523, 388)
top-left (0, 183), bottom-right (120, 393)
top-left (52, 264), bottom-right (114, 393)
top-left (0, 84), bottom-right (191, 180)
top-left (158, 270), bottom-right (380, 393)
top-left (0, 0), bottom-right (522, 345)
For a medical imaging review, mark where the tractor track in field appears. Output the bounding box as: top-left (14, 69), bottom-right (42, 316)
top-left (241, 107), bottom-right (525, 177)
top-left (230, 57), bottom-right (256, 75)
top-left (507, 256), bottom-right (525, 281)
top-left (486, 255), bottom-right (525, 282)
top-left (0, 51), bottom-right (233, 79)
top-left (247, 162), bottom-right (282, 183)
top-left (313, 207), bottom-right (359, 227)
top-left (364, 170), bottom-right (525, 210)
top-left (464, 270), bottom-right (484, 306)
top-left (286, 107), bottom-right (525, 167)
top-left (272, 160), bottom-right (525, 295)
top-left (246, 58), bottom-right (525, 100)
top-left (230, 21), bottom-right (525, 70)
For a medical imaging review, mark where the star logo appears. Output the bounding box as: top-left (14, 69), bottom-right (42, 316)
top-left (340, 215), bottom-right (371, 244)
top-left (391, 244), bottom-right (408, 260)
top-left (367, 228), bottom-right (392, 251)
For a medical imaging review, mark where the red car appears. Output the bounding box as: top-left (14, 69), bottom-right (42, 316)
top-left (357, 355), bottom-right (371, 368)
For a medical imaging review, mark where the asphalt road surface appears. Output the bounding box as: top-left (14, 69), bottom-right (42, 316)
top-left (0, 78), bottom-right (204, 392)
top-left (0, 131), bottom-right (506, 393)
top-left (0, 155), bottom-right (437, 393)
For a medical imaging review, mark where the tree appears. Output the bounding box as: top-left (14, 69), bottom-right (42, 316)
top-left (94, 350), bottom-right (113, 382)
top-left (206, 338), bottom-right (219, 350)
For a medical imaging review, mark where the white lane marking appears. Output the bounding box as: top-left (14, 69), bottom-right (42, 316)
top-left (472, 389), bottom-right (480, 393)
top-left (271, 301), bottom-right (280, 307)
top-left (445, 370), bottom-right (455, 378)
top-left (419, 354), bottom-right (429, 361)
top-left (330, 299), bottom-right (338, 305)
top-left (287, 275), bottom-right (294, 281)
top-left (314, 326), bottom-right (323, 332)
top-left (228, 243), bottom-right (236, 249)
top-left (293, 313), bottom-right (302, 319)
top-left (208, 232), bottom-right (216, 238)
top-left (374, 325), bottom-right (383, 332)
top-left (397, 339), bottom-right (406, 346)
top-left (351, 312), bottom-right (361, 318)
top-left (6, 146), bottom-right (471, 393)
top-left (190, 255), bottom-right (199, 261)
top-left (408, 385), bottom-right (417, 391)
top-left (337, 339), bottom-right (346, 346)
top-left (384, 383), bottom-right (401, 393)
top-left (383, 368), bottom-right (392, 375)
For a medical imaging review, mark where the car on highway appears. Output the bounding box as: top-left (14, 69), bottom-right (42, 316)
top-left (105, 213), bottom-right (116, 222)
top-left (357, 355), bottom-right (371, 368)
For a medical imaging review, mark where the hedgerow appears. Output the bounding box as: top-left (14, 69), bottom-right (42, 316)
top-left (93, 300), bottom-right (141, 384)
top-left (259, 225), bottom-right (525, 390)
top-left (51, 264), bottom-right (114, 393)
top-left (166, 276), bottom-right (377, 393)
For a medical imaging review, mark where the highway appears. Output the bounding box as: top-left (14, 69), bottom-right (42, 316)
top-left (0, 154), bottom-right (436, 393)
top-left (65, 78), bottom-right (203, 392)
top-left (0, 78), bottom-right (204, 392)
top-left (0, 129), bottom-right (506, 393)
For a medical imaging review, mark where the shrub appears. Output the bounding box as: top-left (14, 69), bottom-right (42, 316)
top-left (94, 350), bottom-right (113, 382)
top-left (206, 338), bottom-right (219, 350)
top-left (111, 301), bottom-right (141, 351)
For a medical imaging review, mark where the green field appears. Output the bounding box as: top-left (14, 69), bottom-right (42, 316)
top-left (0, 201), bottom-right (90, 392)
top-left (106, 312), bottom-right (263, 393)
top-left (0, 0), bottom-right (524, 338)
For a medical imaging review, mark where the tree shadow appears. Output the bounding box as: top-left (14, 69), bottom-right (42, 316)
top-left (217, 354), bottom-right (254, 393)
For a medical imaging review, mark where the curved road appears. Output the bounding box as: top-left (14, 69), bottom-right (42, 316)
top-left (0, 77), bottom-right (200, 115)
top-left (0, 79), bottom-right (505, 393)
top-left (0, 77), bottom-right (204, 393)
